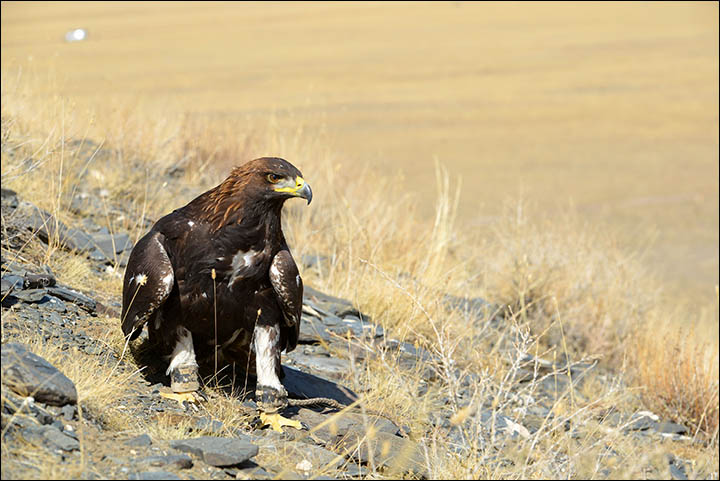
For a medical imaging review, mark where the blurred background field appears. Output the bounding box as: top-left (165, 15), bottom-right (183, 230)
top-left (1, 2), bottom-right (717, 316)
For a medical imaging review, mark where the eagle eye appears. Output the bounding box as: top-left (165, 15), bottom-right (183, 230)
top-left (266, 173), bottom-right (282, 184)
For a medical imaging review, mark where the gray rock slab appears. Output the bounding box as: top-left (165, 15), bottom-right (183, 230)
top-left (282, 366), bottom-right (358, 406)
top-left (1, 343), bottom-right (78, 406)
top-left (170, 436), bottom-right (258, 467)
top-left (39, 296), bottom-right (67, 313)
top-left (11, 288), bottom-right (48, 303)
top-left (286, 353), bottom-right (350, 380)
top-left (41, 425), bottom-right (81, 452)
top-left (47, 286), bottom-right (96, 312)
top-left (298, 316), bottom-right (333, 344)
top-left (19, 422), bottom-right (80, 452)
top-left (24, 273), bottom-right (57, 289)
top-left (92, 232), bottom-right (132, 255)
top-left (626, 412), bottom-right (660, 432)
top-left (1, 187), bottom-right (19, 209)
top-left (1, 278), bottom-right (17, 297)
top-left (125, 433), bottom-right (152, 447)
top-left (335, 430), bottom-right (425, 476)
top-left (1, 384), bottom-right (54, 425)
top-left (657, 422), bottom-right (688, 435)
top-left (287, 408), bottom-right (398, 446)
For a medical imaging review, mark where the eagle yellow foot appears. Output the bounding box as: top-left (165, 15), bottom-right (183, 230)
top-left (159, 387), bottom-right (207, 411)
top-left (259, 412), bottom-right (303, 433)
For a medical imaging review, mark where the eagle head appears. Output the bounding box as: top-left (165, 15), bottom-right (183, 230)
top-left (229, 157), bottom-right (312, 205)
top-left (200, 157), bottom-right (312, 230)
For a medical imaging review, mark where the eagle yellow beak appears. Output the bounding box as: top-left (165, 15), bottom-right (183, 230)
top-left (274, 176), bottom-right (312, 204)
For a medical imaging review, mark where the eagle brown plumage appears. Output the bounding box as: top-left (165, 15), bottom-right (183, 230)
top-left (120, 157), bottom-right (311, 428)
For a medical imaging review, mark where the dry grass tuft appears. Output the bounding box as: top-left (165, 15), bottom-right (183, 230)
top-left (631, 307), bottom-right (719, 443)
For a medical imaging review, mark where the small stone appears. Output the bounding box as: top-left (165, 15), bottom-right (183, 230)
top-left (24, 273), bottom-right (57, 289)
top-left (126, 433), bottom-right (152, 447)
top-left (657, 422), bottom-right (688, 435)
top-left (22, 424), bottom-right (80, 452)
top-left (39, 296), bottom-right (67, 313)
top-left (1, 343), bottom-right (78, 406)
top-left (170, 436), bottom-right (259, 467)
top-left (626, 411), bottom-right (660, 432)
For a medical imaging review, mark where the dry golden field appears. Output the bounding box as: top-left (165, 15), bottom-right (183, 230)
top-left (1, 1), bottom-right (718, 306)
top-left (1, 3), bottom-right (719, 478)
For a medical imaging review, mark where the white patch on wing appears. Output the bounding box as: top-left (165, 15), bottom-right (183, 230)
top-left (166, 326), bottom-right (198, 375)
top-left (270, 263), bottom-right (281, 279)
top-left (229, 249), bottom-right (259, 286)
top-left (253, 325), bottom-right (283, 391)
top-left (187, 221), bottom-right (195, 227)
top-left (296, 274), bottom-right (300, 287)
top-left (201, 292), bottom-right (207, 299)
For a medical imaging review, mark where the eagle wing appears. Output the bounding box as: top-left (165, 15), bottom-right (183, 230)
top-left (121, 231), bottom-right (175, 340)
top-left (269, 249), bottom-right (302, 352)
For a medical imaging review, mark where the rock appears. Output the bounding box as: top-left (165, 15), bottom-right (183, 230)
top-left (1, 385), bottom-right (54, 425)
top-left (233, 461), bottom-right (275, 479)
top-left (128, 472), bottom-right (182, 480)
top-left (1, 187), bottom-right (19, 209)
top-left (126, 433), bottom-right (152, 447)
top-left (1, 343), bottom-right (78, 406)
top-left (657, 422), bottom-right (688, 435)
top-left (47, 286), bottom-right (96, 312)
top-left (18, 422), bottom-right (80, 452)
top-left (92, 232), bottom-right (133, 256)
top-left (24, 273), bottom-right (57, 289)
top-left (2, 274), bottom-right (25, 291)
top-left (137, 454), bottom-right (193, 469)
top-left (252, 438), bottom-right (342, 472)
top-left (335, 430), bottom-right (425, 476)
top-left (10, 288), bottom-right (48, 303)
top-left (41, 424), bottom-right (81, 452)
top-left (343, 464), bottom-right (370, 478)
top-left (170, 436), bottom-right (259, 467)
top-left (625, 411), bottom-right (660, 432)
top-left (39, 296), bottom-right (67, 313)
top-left (1, 278), bottom-right (17, 298)
top-left (286, 353), bottom-right (350, 380)
top-left (287, 408), bottom-right (398, 447)
top-left (443, 293), bottom-right (494, 317)
top-left (297, 316), bottom-right (333, 344)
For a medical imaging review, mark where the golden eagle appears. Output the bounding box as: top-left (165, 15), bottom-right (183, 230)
top-left (121, 157), bottom-right (312, 431)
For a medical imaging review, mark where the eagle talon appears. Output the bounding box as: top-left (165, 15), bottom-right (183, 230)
top-left (159, 388), bottom-right (207, 408)
top-left (259, 412), bottom-right (303, 433)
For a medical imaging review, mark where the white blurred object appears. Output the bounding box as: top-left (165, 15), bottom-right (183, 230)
top-left (65, 28), bottom-right (87, 42)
